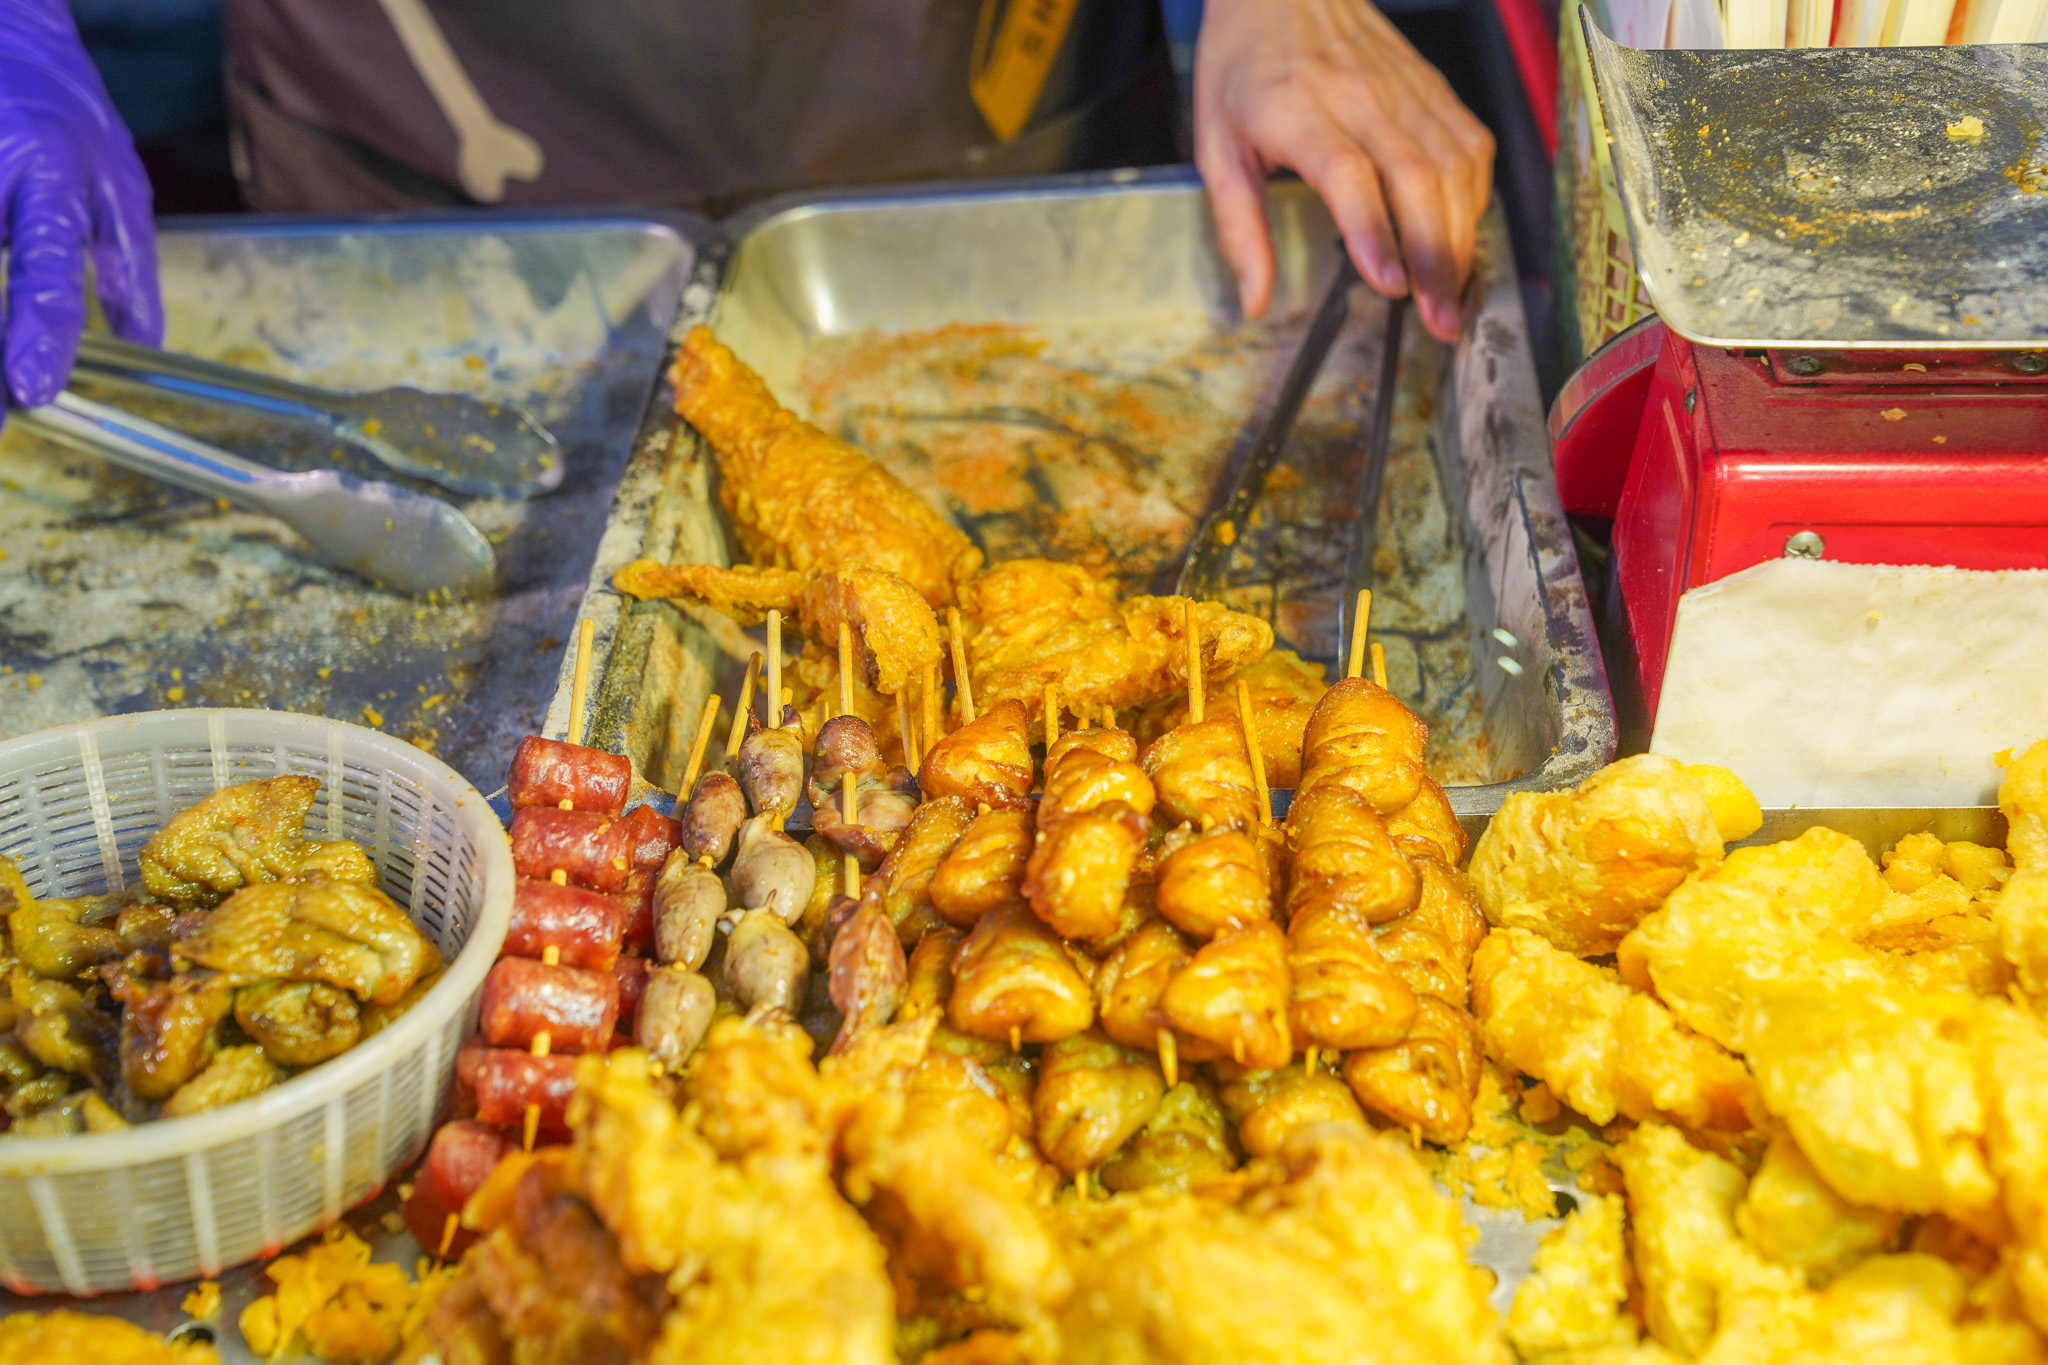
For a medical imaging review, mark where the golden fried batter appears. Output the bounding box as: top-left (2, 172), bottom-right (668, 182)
top-left (930, 808), bottom-right (1035, 928)
top-left (1162, 921), bottom-right (1292, 1071)
top-left (1736, 1129), bottom-right (1901, 1283)
top-left (1296, 677), bottom-right (1429, 815)
top-left (1141, 719), bottom-right (1263, 833)
top-left (1023, 803), bottom-right (1147, 945)
top-left (1155, 828), bottom-right (1270, 941)
top-left (611, 560), bottom-right (806, 625)
top-left (920, 700), bottom-right (1035, 811)
top-left (1284, 783), bottom-right (1418, 925)
top-left (1505, 1193), bottom-right (1642, 1360)
top-left (671, 326), bottom-right (982, 607)
top-left (2004, 739), bottom-right (2048, 873)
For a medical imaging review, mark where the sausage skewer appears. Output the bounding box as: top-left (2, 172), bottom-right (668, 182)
top-left (526, 620), bottom-right (593, 1143)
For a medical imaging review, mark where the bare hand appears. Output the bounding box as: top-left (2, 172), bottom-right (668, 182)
top-left (1194, 0), bottom-right (1495, 342)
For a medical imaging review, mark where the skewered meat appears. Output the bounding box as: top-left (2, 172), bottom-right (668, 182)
top-left (669, 324), bottom-right (984, 607)
top-left (1341, 995), bottom-right (1482, 1145)
top-left (678, 771), bottom-right (749, 866)
top-left (480, 957), bottom-right (620, 1054)
top-left (736, 718), bottom-right (806, 828)
top-left (956, 559), bottom-right (1274, 728)
top-left (868, 796), bottom-right (975, 944)
top-left (1385, 777), bottom-right (1468, 867)
top-left (1032, 1028), bottom-right (1166, 1175)
top-left (1046, 726), bottom-right (1139, 768)
top-left (616, 871), bottom-right (656, 951)
top-left (729, 815), bottom-right (817, 925)
top-left (9, 897), bottom-right (123, 978)
top-left (1023, 802), bottom-right (1147, 944)
top-left (812, 713), bottom-right (883, 795)
top-left (811, 715), bottom-right (919, 866)
top-left (1141, 718), bottom-right (1262, 833)
top-left (1151, 649), bottom-right (1329, 789)
top-left (1161, 921), bottom-right (1292, 1070)
top-left (611, 953), bottom-right (650, 1024)
top-left (1217, 1062), bottom-right (1369, 1158)
top-left (1286, 904), bottom-right (1418, 1051)
top-left (509, 807), bottom-right (636, 893)
top-left (175, 878), bottom-right (441, 1007)
top-left (468, 1048), bottom-right (579, 1139)
top-left (949, 901), bottom-right (1095, 1044)
top-left (401, 1120), bottom-right (517, 1261)
top-left (234, 979), bottom-right (362, 1067)
top-left (799, 567), bottom-right (944, 695)
top-left (828, 897), bottom-right (908, 1055)
top-left (619, 804), bottom-right (682, 873)
top-left (1374, 854), bottom-right (1488, 1009)
top-left (1095, 919), bottom-right (1198, 1055)
top-left (507, 877), bottom-right (630, 972)
top-left (725, 908), bottom-right (811, 1013)
top-left (113, 968), bottom-right (233, 1099)
top-left (162, 1043), bottom-right (283, 1117)
top-left (1038, 744), bottom-right (1156, 830)
top-left (508, 736), bottom-right (632, 818)
top-left (929, 807), bottom-right (1034, 928)
top-left (1154, 828), bottom-right (1270, 940)
top-left (901, 927), bottom-right (961, 1020)
top-left (919, 699), bottom-right (1035, 810)
top-left (651, 851), bottom-right (725, 968)
top-left (1284, 783), bottom-right (1419, 925)
top-left (636, 965), bottom-right (716, 1070)
top-left (139, 774), bottom-right (320, 909)
top-left (1097, 1075), bottom-right (1239, 1192)
top-left (1296, 677), bottom-right (1430, 815)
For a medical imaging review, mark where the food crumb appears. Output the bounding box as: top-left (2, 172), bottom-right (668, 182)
top-left (1881, 408), bottom-right (1908, 421)
top-left (25, 673), bottom-right (41, 690)
top-left (363, 706), bottom-right (384, 727)
top-left (1947, 116), bottom-right (1986, 141)
top-left (181, 1280), bottom-right (221, 1321)
top-left (320, 666), bottom-right (333, 679)
top-left (166, 686), bottom-right (185, 703)
top-left (1518, 1081), bottom-right (1562, 1125)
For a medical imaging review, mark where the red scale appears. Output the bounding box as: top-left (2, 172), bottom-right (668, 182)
top-left (1553, 22), bottom-right (2048, 723)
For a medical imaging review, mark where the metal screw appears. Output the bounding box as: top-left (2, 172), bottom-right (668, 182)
top-left (1684, 387), bottom-right (1697, 415)
top-left (1787, 354), bottom-right (1824, 376)
top-left (2013, 353), bottom-right (2047, 375)
top-left (1784, 530), bottom-right (1826, 560)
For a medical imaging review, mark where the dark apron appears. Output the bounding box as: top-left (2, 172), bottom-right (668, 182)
top-left (220, 0), bottom-right (1177, 214)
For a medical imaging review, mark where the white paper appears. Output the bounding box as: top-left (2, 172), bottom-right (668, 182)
top-left (1649, 559), bottom-right (2048, 807)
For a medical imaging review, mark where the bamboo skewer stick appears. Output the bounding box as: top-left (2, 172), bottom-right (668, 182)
top-left (1157, 1029), bottom-right (1178, 1090)
top-left (438, 1212), bottom-right (459, 1259)
top-left (566, 617), bottom-right (595, 747)
top-left (680, 695), bottom-right (723, 796)
top-left (1183, 600), bottom-right (1204, 723)
top-left (1305, 1045), bottom-right (1319, 1077)
top-left (895, 688), bottom-right (919, 771)
top-left (838, 621), bottom-right (856, 720)
top-left (725, 653), bottom-right (761, 762)
top-left (838, 621), bottom-right (860, 899)
top-left (1238, 679), bottom-right (1270, 827)
top-left (946, 607), bottom-right (975, 724)
top-left (765, 609), bottom-right (782, 728)
top-left (1044, 680), bottom-right (1061, 750)
top-left (1371, 641), bottom-right (1388, 691)
top-left (921, 661), bottom-right (941, 752)
top-left (1103, 703), bottom-right (1116, 730)
top-left (1347, 588), bottom-right (1372, 680)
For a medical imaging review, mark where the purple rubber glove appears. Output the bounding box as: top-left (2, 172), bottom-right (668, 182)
top-left (0, 0), bottom-right (161, 415)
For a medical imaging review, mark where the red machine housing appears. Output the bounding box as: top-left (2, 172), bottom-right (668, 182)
top-left (1553, 321), bottom-right (2048, 720)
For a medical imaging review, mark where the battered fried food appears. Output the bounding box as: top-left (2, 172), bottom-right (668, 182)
top-left (1155, 828), bottom-right (1270, 940)
top-left (174, 878), bottom-right (440, 1007)
top-left (868, 796), bottom-right (975, 944)
top-left (1736, 1130), bottom-right (1901, 1282)
top-left (930, 807), bottom-right (1035, 928)
top-left (671, 325), bottom-right (982, 607)
top-left (1505, 1193), bottom-right (1643, 1361)
top-left (1150, 649), bottom-right (1328, 789)
top-left (1215, 1063), bottom-right (1367, 1157)
top-left (1161, 921), bottom-right (1292, 1071)
top-left (610, 561), bottom-right (807, 626)
top-left (1296, 677), bottom-right (1429, 815)
top-left (2003, 738), bottom-right (2048, 873)
top-left (1340, 995), bottom-right (1481, 1145)
top-left (920, 699), bottom-right (1035, 811)
top-left (1095, 919), bottom-right (1198, 1056)
top-left (1141, 718), bottom-right (1263, 833)
top-left (1286, 904), bottom-right (1417, 1052)
top-left (949, 901), bottom-right (1095, 1045)
top-left (1033, 1029), bottom-right (1166, 1175)
top-left (1469, 754), bottom-right (1728, 956)
top-left (1037, 743), bottom-right (1155, 830)
top-left (1022, 802), bottom-right (1147, 945)
top-left (1373, 854), bottom-right (1488, 1009)
top-left (1284, 783), bottom-right (1418, 925)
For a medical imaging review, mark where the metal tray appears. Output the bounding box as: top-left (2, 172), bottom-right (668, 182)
top-left (0, 209), bottom-right (711, 794)
top-left (558, 169), bottom-right (1614, 817)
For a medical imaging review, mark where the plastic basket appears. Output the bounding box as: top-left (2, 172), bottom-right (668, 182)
top-left (0, 709), bottom-right (512, 1296)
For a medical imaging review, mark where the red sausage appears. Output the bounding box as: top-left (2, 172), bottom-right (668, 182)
top-left (401, 1120), bottom-right (515, 1259)
top-left (479, 958), bottom-right (619, 1054)
top-left (506, 879), bottom-right (630, 971)
top-left (620, 803), bottom-right (683, 873)
top-left (509, 807), bottom-right (634, 892)
top-left (471, 1049), bottom-right (578, 1137)
top-left (507, 736), bottom-right (631, 817)
top-left (610, 954), bottom-right (650, 1027)
top-left (617, 869), bottom-right (656, 951)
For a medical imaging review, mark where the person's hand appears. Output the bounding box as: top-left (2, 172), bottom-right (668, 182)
top-left (0, 0), bottom-right (161, 419)
top-left (1195, 0), bottom-right (1494, 342)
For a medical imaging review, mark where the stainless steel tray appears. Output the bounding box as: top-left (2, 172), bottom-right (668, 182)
top-left (556, 169), bottom-right (1614, 815)
top-left (0, 209), bottom-right (711, 793)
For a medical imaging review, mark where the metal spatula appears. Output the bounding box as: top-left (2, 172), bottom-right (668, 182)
top-left (72, 332), bottom-right (563, 499)
top-left (15, 391), bottom-right (498, 598)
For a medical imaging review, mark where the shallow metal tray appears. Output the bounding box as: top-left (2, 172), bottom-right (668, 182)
top-left (558, 169), bottom-right (1614, 817)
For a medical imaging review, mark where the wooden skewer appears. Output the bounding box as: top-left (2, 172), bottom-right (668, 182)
top-left (811, 699), bottom-right (828, 749)
top-left (438, 1212), bottom-right (460, 1259)
top-left (1183, 599), bottom-right (1204, 723)
top-left (1103, 703), bottom-right (1116, 730)
top-left (680, 694), bottom-right (723, 796)
top-left (921, 662), bottom-right (941, 752)
top-left (1010, 1025), bottom-right (1023, 1054)
top-left (1157, 1029), bottom-right (1178, 1090)
top-left (1371, 641), bottom-right (1388, 691)
top-left (895, 688), bottom-right (919, 771)
top-left (531, 1032), bottom-right (551, 1058)
top-left (946, 607), bottom-right (976, 724)
top-left (522, 1103), bottom-right (540, 1153)
top-left (1305, 1045), bottom-right (1319, 1077)
top-left (1347, 588), bottom-right (1372, 680)
top-left (725, 653), bottom-right (761, 762)
top-left (541, 945), bottom-right (560, 967)
top-left (838, 621), bottom-right (856, 719)
top-left (550, 869), bottom-right (567, 886)
top-left (765, 609), bottom-right (782, 728)
top-left (1044, 680), bottom-right (1061, 750)
top-left (567, 617), bottom-right (595, 746)
top-left (1237, 679), bottom-right (1270, 827)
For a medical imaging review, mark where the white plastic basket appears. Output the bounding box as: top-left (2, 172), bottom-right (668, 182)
top-left (0, 709), bottom-right (512, 1296)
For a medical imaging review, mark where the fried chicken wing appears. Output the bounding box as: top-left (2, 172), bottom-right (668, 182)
top-left (1296, 677), bottom-right (1429, 815)
top-left (1161, 921), bottom-right (1291, 1070)
top-left (930, 807), bottom-right (1035, 928)
top-left (1141, 718), bottom-right (1262, 833)
top-left (1023, 802), bottom-right (1147, 945)
top-left (1284, 783), bottom-right (1418, 925)
top-left (1470, 754), bottom-right (1727, 956)
top-left (1340, 995), bottom-right (1480, 1145)
top-left (671, 325), bottom-right (982, 608)
top-left (949, 901), bottom-right (1095, 1045)
top-left (1287, 904), bottom-right (1418, 1052)
top-left (11, 969), bottom-right (115, 1083)
top-left (8, 896), bottom-right (124, 979)
top-left (233, 978), bottom-right (361, 1068)
top-left (1033, 1029), bottom-right (1166, 1176)
top-left (140, 775), bottom-right (321, 910)
top-left (1097, 1076), bottom-right (1239, 1193)
top-left (1155, 828), bottom-right (1270, 940)
top-left (920, 700), bottom-right (1036, 811)
top-left (175, 878), bottom-right (440, 1007)
top-left (106, 966), bottom-right (236, 1099)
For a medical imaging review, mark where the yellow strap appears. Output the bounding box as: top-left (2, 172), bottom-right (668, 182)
top-left (971, 0), bottom-right (1080, 143)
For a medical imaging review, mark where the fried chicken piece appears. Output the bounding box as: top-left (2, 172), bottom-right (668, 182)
top-left (8, 896), bottom-right (123, 979)
top-left (234, 978), bottom-right (361, 1068)
top-left (1615, 1123), bottom-right (1805, 1358)
top-left (1216, 1063), bottom-right (1368, 1158)
top-left (797, 567), bottom-right (945, 696)
top-left (1287, 904), bottom-right (1417, 1052)
top-left (1024, 802), bottom-right (1147, 945)
top-left (1055, 1125), bottom-right (1510, 1365)
top-left (957, 559), bottom-right (1274, 731)
top-left (870, 796), bottom-right (975, 945)
top-left (1284, 783), bottom-right (1418, 925)
top-left (2004, 739), bottom-right (2048, 873)
top-left (1033, 1029), bottom-right (1166, 1176)
top-left (1340, 995), bottom-right (1481, 1145)
top-left (175, 878), bottom-right (441, 1007)
top-left (930, 807), bottom-right (1034, 928)
top-left (610, 561), bottom-right (806, 626)
top-left (1155, 828), bottom-right (1270, 941)
top-left (671, 326), bottom-right (982, 607)
top-left (1151, 649), bottom-right (1328, 790)
top-left (1162, 921), bottom-right (1292, 1070)
top-left (949, 901), bottom-right (1095, 1045)
top-left (1470, 927), bottom-right (1762, 1132)
top-left (1095, 919), bottom-right (1201, 1058)
top-left (1470, 755), bottom-right (1727, 956)
top-left (1736, 1129), bottom-right (1901, 1283)
top-left (1296, 677), bottom-right (1429, 816)
top-left (1141, 718), bottom-right (1263, 833)
top-left (11, 967), bottom-right (116, 1084)
top-left (140, 775), bottom-right (322, 910)
top-left (1373, 854), bottom-right (1488, 1009)
top-left (162, 1043), bottom-right (284, 1117)
top-left (1506, 1193), bottom-right (1643, 1361)
top-left (1097, 1076), bottom-right (1239, 1193)
top-left (920, 699), bottom-right (1036, 811)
